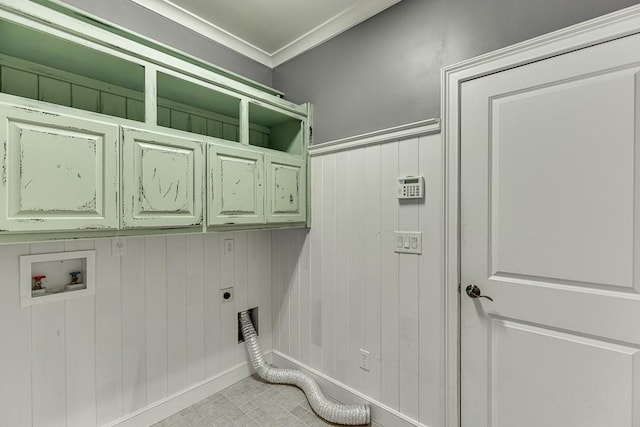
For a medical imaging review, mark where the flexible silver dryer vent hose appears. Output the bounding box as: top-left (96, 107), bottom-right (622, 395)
top-left (239, 311), bottom-right (370, 426)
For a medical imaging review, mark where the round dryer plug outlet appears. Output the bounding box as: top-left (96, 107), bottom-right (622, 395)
top-left (221, 287), bottom-right (233, 303)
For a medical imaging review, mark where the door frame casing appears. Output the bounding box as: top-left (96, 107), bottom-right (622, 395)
top-left (440, 5), bottom-right (640, 426)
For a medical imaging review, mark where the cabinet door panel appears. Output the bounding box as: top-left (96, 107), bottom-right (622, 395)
top-left (208, 144), bottom-right (264, 225)
top-left (0, 103), bottom-right (119, 231)
top-left (122, 127), bottom-right (203, 228)
top-left (266, 154), bottom-right (306, 223)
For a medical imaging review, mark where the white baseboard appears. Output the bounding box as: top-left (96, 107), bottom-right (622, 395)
top-left (106, 352), bottom-right (272, 427)
top-left (106, 350), bottom-right (422, 427)
top-left (271, 351), bottom-right (422, 427)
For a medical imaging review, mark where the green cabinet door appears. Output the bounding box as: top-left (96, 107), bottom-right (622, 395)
top-left (207, 144), bottom-right (264, 225)
top-left (0, 102), bottom-right (119, 232)
top-left (121, 127), bottom-right (203, 228)
top-left (265, 154), bottom-right (306, 223)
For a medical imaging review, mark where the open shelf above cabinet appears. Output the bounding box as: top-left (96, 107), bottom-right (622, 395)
top-left (157, 72), bottom-right (241, 142)
top-left (249, 102), bottom-right (304, 155)
top-left (0, 18), bottom-right (145, 122)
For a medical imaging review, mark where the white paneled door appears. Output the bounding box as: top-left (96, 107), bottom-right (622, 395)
top-left (461, 32), bottom-right (640, 426)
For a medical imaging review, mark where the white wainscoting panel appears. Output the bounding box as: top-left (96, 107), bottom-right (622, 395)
top-left (0, 243), bottom-right (32, 427)
top-left (272, 129), bottom-right (444, 427)
top-left (0, 125), bottom-right (443, 427)
top-left (0, 231), bottom-right (272, 427)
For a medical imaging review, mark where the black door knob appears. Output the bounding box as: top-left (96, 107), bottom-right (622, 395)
top-left (465, 285), bottom-right (493, 302)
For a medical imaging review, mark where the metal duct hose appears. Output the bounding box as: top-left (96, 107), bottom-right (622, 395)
top-left (239, 311), bottom-right (371, 426)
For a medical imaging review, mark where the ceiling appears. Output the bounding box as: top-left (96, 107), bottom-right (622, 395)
top-left (128, 0), bottom-right (402, 67)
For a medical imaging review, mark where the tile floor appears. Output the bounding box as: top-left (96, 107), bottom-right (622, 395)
top-left (153, 374), bottom-right (383, 427)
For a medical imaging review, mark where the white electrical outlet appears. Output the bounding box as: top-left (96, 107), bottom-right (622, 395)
top-left (112, 238), bottom-right (127, 256)
top-left (394, 231), bottom-right (422, 254)
top-left (360, 349), bottom-right (370, 371)
top-left (224, 239), bottom-right (234, 256)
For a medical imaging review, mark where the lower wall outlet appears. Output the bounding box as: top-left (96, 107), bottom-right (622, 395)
top-left (238, 307), bottom-right (258, 343)
top-left (360, 349), bottom-right (370, 371)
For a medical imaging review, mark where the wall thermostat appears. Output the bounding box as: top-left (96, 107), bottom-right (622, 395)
top-left (397, 176), bottom-right (424, 199)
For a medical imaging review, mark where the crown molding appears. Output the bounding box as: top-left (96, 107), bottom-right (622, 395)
top-left (271, 0), bottom-right (402, 66)
top-left (128, 0), bottom-right (272, 66)
top-left (128, 0), bottom-right (400, 68)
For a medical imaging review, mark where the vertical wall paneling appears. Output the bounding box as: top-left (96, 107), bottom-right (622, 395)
top-left (272, 128), bottom-right (443, 424)
top-left (95, 238), bottom-right (124, 425)
top-left (334, 150), bottom-right (350, 383)
top-left (234, 232), bottom-right (249, 363)
top-left (166, 235), bottom-right (188, 395)
top-left (0, 135), bottom-right (448, 426)
top-left (64, 239), bottom-right (97, 427)
top-left (144, 236), bottom-right (168, 403)
top-left (397, 138), bottom-right (421, 419)
top-left (380, 141), bottom-right (400, 410)
top-left (418, 134), bottom-right (445, 426)
top-left (248, 231), bottom-right (272, 353)
top-left (234, 232), bottom-right (249, 315)
top-left (258, 231), bottom-right (273, 352)
top-left (0, 243), bottom-right (31, 427)
top-left (31, 241), bottom-right (66, 427)
top-left (32, 299), bottom-right (67, 427)
top-left (203, 233), bottom-right (222, 377)
top-left (219, 232), bottom-right (237, 370)
top-left (121, 237), bottom-right (147, 413)
top-left (0, 230), bottom-right (277, 427)
top-left (309, 157), bottom-right (324, 370)
top-left (298, 229), bottom-right (311, 366)
top-left (364, 144), bottom-right (382, 401)
top-left (278, 230), bottom-right (292, 357)
top-left (347, 150), bottom-right (365, 391)
top-left (185, 234), bottom-right (206, 385)
top-left (270, 230), bottom-right (281, 353)
top-left (247, 232), bottom-right (261, 310)
top-left (321, 155), bottom-right (337, 378)
top-left (288, 229), bottom-right (301, 361)
top-left (246, 231), bottom-right (262, 350)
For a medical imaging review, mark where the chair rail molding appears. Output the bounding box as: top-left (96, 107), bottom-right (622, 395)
top-left (309, 119), bottom-right (441, 157)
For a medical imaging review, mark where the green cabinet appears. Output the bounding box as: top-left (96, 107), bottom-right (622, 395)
top-left (265, 154), bottom-right (306, 223)
top-left (206, 147), bottom-right (307, 226)
top-left (0, 103), bottom-right (119, 232)
top-left (0, 1), bottom-right (310, 241)
top-left (207, 144), bottom-right (264, 225)
top-left (121, 127), bottom-right (203, 228)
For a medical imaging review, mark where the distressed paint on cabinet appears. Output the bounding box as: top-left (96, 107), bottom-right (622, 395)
top-left (266, 154), bottom-right (306, 223)
top-left (121, 127), bottom-right (203, 228)
top-left (0, 231), bottom-right (272, 427)
top-left (271, 130), bottom-right (445, 427)
top-left (0, 21), bottom-right (309, 236)
top-left (0, 103), bottom-right (119, 232)
top-left (207, 144), bottom-right (264, 225)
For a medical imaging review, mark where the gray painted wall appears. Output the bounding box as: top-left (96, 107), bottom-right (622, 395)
top-left (273, 0), bottom-right (639, 143)
top-left (57, 0), bottom-right (639, 143)
top-left (58, 0), bottom-right (272, 87)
